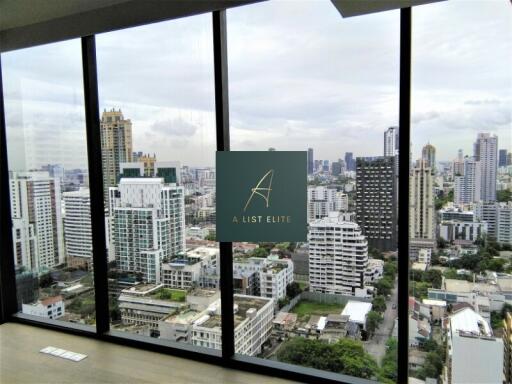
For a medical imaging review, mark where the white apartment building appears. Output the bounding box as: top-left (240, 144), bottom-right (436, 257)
top-left (307, 186), bottom-right (338, 222)
top-left (473, 133), bottom-right (498, 202)
top-left (417, 248), bottom-right (432, 265)
top-left (9, 171), bottom-right (64, 271)
top-left (190, 295), bottom-right (274, 356)
top-left (63, 188), bottom-right (92, 269)
top-left (475, 201), bottom-right (512, 246)
top-left (445, 307), bottom-right (503, 384)
top-left (364, 258), bottom-right (384, 284)
top-left (439, 220), bottom-right (488, 243)
top-left (22, 295), bottom-right (65, 320)
top-left (161, 246), bottom-right (219, 290)
top-left (309, 212), bottom-right (368, 296)
top-left (453, 157), bottom-right (481, 204)
top-left (109, 178), bottom-right (185, 283)
top-left (259, 257), bottom-right (294, 300)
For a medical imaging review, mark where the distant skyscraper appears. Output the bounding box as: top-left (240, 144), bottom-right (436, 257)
top-left (63, 188), bottom-right (92, 270)
top-left (10, 171), bottom-right (64, 271)
top-left (307, 148), bottom-right (314, 174)
top-left (499, 149), bottom-right (508, 167)
top-left (355, 156), bottom-right (397, 251)
top-left (307, 186), bottom-right (337, 222)
top-left (454, 157), bottom-right (481, 205)
top-left (452, 149), bottom-right (464, 178)
top-left (308, 212), bottom-right (368, 295)
top-left (421, 143), bottom-right (436, 172)
top-left (384, 126), bottom-right (399, 157)
top-left (409, 160), bottom-right (436, 257)
top-left (109, 177), bottom-right (185, 283)
top-left (474, 133), bottom-right (498, 202)
top-left (322, 160), bottom-right (329, 173)
top-left (331, 161), bottom-right (342, 176)
top-left (345, 152), bottom-right (355, 172)
top-left (100, 109), bottom-right (133, 203)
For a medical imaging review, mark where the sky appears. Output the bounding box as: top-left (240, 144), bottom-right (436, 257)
top-left (2, 0), bottom-right (511, 171)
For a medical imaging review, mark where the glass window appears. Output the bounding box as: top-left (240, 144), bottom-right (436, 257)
top-left (410, 0), bottom-right (511, 383)
top-left (96, 15), bottom-right (220, 348)
top-left (227, 1), bottom-right (399, 381)
top-left (2, 40), bottom-right (96, 326)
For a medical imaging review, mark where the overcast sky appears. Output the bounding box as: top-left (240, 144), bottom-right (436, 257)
top-left (3, 0), bottom-right (511, 171)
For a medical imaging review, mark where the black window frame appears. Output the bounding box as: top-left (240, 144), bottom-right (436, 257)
top-left (0, 8), bottom-right (411, 384)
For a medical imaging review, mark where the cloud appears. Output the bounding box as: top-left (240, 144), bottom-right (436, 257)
top-left (150, 118), bottom-right (199, 137)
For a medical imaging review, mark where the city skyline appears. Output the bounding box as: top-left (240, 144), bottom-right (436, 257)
top-left (3, 0), bottom-right (511, 171)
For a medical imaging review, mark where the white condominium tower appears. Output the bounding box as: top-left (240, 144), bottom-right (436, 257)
top-left (63, 188), bottom-right (93, 270)
top-left (308, 212), bottom-right (368, 296)
top-left (454, 157), bottom-right (481, 205)
top-left (307, 186), bottom-right (346, 222)
top-left (474, 132), bottom-right (498, 202)
top-left (109, 177), bottom-right (185, 283)
top-left (100, 109), bottom-right (133, 203)
top-left (421, 143), bottom-right (436, 172)
top-left (384, 126), bottom-right (399, 157)
top-left (9, 171), bottom-right (64, 271)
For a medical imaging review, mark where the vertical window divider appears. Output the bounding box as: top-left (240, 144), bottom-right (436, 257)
top-left (81, 35), bottom-right (110, 335)
top-left (212, 10), bottom-right (235, 361)
top-left (398, 7), bottom-right (412, 384)
top-left (0, 54), bottom-right (19, 324)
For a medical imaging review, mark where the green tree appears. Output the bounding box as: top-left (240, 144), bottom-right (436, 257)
top-left (365, 311), bottom-right (383, 337)
top-left (374, 277), bottom-right (393, 297)
top-left (277, 338), bottom-right (378, 379)
top-left (286, 282), bottom-right (302, 299)
top-left (379, 338), bottom-right (397, 383)
top-left (424, 269), bottom-right (443, 289)
top-left (372, 295), bottom-right (387, 313)
top-left (251, 247), bottom-right (269, 258)
top-left (205, 232), bottom-right (216, 241)
top-left (497, 189), bottom-right (512, 202)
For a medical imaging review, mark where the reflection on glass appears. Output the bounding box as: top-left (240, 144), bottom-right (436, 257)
top-left (227, 1), bottom-right (399, 381)
top-left (96, 15), bottom-right (220, 348)
top-left (3, 40), bottom-right (95, 325)
top-left (410, 1), bottom-right (511, 383)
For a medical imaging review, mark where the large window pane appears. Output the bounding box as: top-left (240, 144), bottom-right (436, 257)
top-left (410, 1), bottom-right (511, 383)
top-left (228, 1), bottom-right (399, 381)
top-left (3, 40), bottom-right (95, 326)
top-left (96, 15), bottom-right (220, 349)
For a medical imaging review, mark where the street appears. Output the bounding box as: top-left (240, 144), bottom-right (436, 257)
top-left (364, 279), bottom-right (398, 364)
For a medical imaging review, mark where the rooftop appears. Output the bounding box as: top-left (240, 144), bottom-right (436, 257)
top-left (450, 307), bottom-right (492, 337)
top-left (341, 301), bottom-right (372, 324)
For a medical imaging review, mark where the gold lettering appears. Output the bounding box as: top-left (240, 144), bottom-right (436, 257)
top-left (232, 216), bottom-right (238, 223)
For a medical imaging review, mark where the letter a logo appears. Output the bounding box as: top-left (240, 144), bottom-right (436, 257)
top-left (243, 169), bottom-right (274, 211)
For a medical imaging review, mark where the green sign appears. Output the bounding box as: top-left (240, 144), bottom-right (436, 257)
top-left (216, 151), bottom-right (307, 242)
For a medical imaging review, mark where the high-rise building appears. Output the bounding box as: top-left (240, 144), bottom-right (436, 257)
top-left (9, 171), bottom-right (64, 271)
top-left (345, 152), bottom-right (355, 172)
top-left (474, 133), bottom-right (498, 202)
top-left (307, 186), bottom-right (337, 222)
top-left (454, 157), bottom-right (481, 205)
top-left (409, 160), bottom-right (436, 258)
top-left (452, 149), bottom-right (465, 178)
top-left (331, 161), bottom-right (342, 176)
top-left (109, 177), bottom-right (185, 283)
top-left (100, 109), bottom-right (133, 203)
top-left (499, 149), bottom-right (508, 167)
top-left (308, 212), bottom-right (368, 296)
top-left (421, 143), bottom-right (436, 172)
top-left (355, 156), bottom-right (397, 252)
top-left (307, 148), bottom-right (314, 174)
top-left (63, 188), bottom-right (92, 270)
top-left (384, 126), bottom-right (399, 157)
top-left (132, 152), bottom-right (157, 177)
top-left (508, 152), bottom-right (512, 166)
top-left (475, 201), bottom-right (512, 246)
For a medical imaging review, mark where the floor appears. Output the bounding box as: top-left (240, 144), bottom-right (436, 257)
top-left (0, 323), bottom-right (298, 384)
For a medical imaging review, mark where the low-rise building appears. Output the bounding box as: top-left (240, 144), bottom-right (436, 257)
top-left (439, 220), bottom-right (487, 243)
top-left (341, 301), bottom-right (372, 331)
top-left (160, 246), bottom-right (219, 290)
top-left (118, 284), bottom-right (187, 335)
top-left (445, 307), bottom-right (503, 384)
top-left (21, 295), bottom-right (65, 320)
top-left (364, 258), bottom-right (384, 284)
